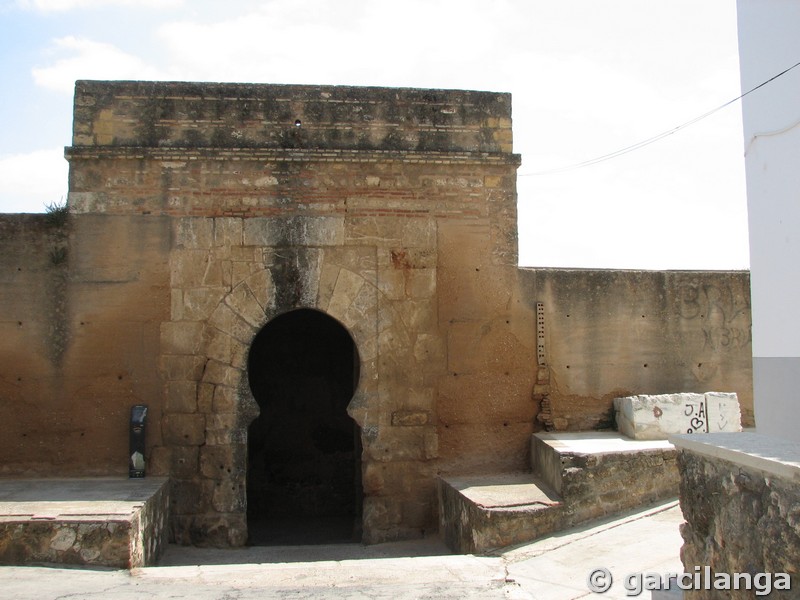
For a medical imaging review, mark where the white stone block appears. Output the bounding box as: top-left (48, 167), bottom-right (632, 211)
top-left (705, 392), bottom-right (743, 434)
top-left (614, 392), bottom-right (742, 440)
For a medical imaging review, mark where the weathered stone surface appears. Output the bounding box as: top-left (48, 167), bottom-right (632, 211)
top-left (677, 449), bottom-right (799, 599)
top-left (164, 381), bottom-right (198, 413)
top-left (0, 81), bottom-right (754, 551)
top-left (391, 410), bottom-right (430, 427)
top-left (160, 321), bottom-right (205, 355)
top-left (438, 474), bottom-right (565, 554)
top-left (162, 414), bottom-right (206, 446)
top-left (519, 269), bottom-right (753, 431)
top-left (615, 392), bottom-right (742, 440)
top-left (0, 478), bottom-right (169, 568)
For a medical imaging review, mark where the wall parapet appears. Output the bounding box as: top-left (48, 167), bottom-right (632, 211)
top-left (674, 432), bottom-right (800, 598)
top-left (72, 80), bottom-right (515, 154)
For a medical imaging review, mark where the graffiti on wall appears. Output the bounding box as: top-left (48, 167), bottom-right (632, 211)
top-left (678, 282), bottom-right (751, 352)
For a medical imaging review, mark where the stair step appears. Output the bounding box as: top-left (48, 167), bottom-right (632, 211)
top-left (532, 431), bottom-right (676, 495)
top-left (438, 473), bottom-right (564, 554)
top-left (439, 432), bottom-right (680, 554)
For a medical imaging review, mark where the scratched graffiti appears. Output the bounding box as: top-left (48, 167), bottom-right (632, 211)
top-left (678, 282), bottom-right (752, 351)
top-left (684, 399), bottom-right (709, 434)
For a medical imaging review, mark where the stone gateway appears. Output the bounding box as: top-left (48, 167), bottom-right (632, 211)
top-left (0, 81), bottom-right (753, 547)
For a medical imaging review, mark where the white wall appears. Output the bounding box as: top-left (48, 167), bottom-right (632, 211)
top-left (738, 0), bottom-right (800, 441)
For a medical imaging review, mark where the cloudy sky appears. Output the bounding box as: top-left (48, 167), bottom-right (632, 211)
top-left (0, 0), bottom-right (751, 269)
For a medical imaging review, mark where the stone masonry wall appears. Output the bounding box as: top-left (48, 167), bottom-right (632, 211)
top-left (520, 269), bottom-right (753, 432)
top-left (62, 80), bottom-right (522, 545)
top-left (0, 80), bottom-right (755, 547)
top-left (678, 449), bottom-right (799, 598)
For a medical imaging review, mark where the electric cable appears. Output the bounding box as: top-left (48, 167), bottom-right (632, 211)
top-left (520, 60), bottom-right (800, 176)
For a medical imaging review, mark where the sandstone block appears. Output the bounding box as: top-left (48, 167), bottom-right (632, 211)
top-left (212, 479), bottom-right (246, 513)
top-left (224, 283), bottom-right (265, 328)
top-left (213, 217), bottom-right (242, 247)
top-left (205, 413), bottom-right (242, 445)
top-left (405, 268), bottom-right (436, 299)
top-left (201, 360), bottom-right (243, 388)
top-left (170, 445), bottom-right (199, 479)
top-left (345, 216), bottom-right (436, 249)
top-left (197, 382), bottom-right (215, 413)
top-left (175, 218), bottom-right (213, 249)
top-left (164, 380), bottom-right (198, 413)
top-left (160, 321), bottom-right (204, 355)
top-left (171, 249), bottom-right (225, 287)
top-left (326, 268), bottom-right (365, 320)
top-left (200, 444), bottom-right (238, 480)
top-left (163, 414), bottom-right (206, 446)
top-left (243, 216), bottom-right (344, 247)
top-left (160, 355), bottom-right (206, 381)
top-left (242, 269), bottom-right (274, 312)
top-left (182, 287), bottom-right (226, 321)
top-left (391, 410), bottom-right (430, 427)
top-left (212, 385), bottom-right (238, 413)
top-left (208, 302), bottom-right (257, 344)
top-left (413, 333), bottom-right (445, 367)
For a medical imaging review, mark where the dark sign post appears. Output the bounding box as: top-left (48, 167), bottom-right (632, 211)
top-left (129, 405), bottom-right (148, 478)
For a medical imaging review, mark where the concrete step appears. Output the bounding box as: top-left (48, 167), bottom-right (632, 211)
top-left (0, 477), bottom-right (169, 568)
top-left (439, 432), bottom-right (680, 554)
top-left (438, 473), bottom-right (564, 554)
top-left (531, 432), bottom-right (679, 523)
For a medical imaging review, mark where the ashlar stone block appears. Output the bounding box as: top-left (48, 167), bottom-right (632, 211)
top-left (175, 218), bottom-right (213, 249)
top-left (160, 321), bottom-right (204, 355)
top-left (208, 302), bottom-right (257, 344)
top-left (614, 392), bottom-right (742, 440)
top-left (326, 269), bottom-right (365, 321)
top-left (162, 413), bottom-right (206, 446)
top-left (182, 287), bottom-right (227, 321)
top-left (164, 380), bottom-right (198, 413)
top-left (242, 269), bottom-right (275, 312)
top-left (224, 283), bottom-right (266, 328)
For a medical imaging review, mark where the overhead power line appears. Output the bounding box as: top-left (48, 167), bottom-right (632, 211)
top-left (520, 60), bottom-right (800, 177)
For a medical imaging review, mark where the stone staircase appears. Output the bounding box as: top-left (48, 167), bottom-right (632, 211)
top-left (438, 432), bottom-right (678, 554)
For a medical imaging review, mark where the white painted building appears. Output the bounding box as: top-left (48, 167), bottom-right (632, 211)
top-left (737, 0), bottom-right (800, 442)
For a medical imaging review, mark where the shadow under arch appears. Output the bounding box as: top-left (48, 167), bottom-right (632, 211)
top-left (245, 308), bottom-right (362, 545)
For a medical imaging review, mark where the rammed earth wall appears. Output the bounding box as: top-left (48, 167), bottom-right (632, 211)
top-left (0, 81), bottom-right (754, 546)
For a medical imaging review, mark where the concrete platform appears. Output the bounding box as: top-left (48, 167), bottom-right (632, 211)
top-left (438, 473), bottom-right (564, 554)
top-left (0, 477), bottom-right (169, 568)
top-left (440, 432), bottom-right (679, 554)
top-left (532, 431), bottom-right (676, 495)
top-left (0, 499), bottom-right (685, 599)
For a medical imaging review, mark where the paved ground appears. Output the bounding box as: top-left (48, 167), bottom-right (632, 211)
top-left (0, 499), bottom-right (684, 599)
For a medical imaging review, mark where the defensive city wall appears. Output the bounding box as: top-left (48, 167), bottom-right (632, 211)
top-left (0, 81), bottom-right (752, 546)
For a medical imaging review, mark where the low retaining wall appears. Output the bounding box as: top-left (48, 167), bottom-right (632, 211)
top-left (672, 433), bottom-right (799, 598)
top-left (0, 478), bottom-right (169, 568)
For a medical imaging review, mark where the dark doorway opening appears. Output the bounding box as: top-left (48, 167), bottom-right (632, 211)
top-left (246, 309), bottom-right (361, 545)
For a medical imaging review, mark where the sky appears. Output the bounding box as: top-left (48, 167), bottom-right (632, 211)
top-left (0, 0), bottom-right (752, 269)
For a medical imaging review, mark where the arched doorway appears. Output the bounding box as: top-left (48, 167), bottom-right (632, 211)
top-left (246, 308), bottom-right (362, 545)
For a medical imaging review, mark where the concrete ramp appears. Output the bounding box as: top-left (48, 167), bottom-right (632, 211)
top-left (439, 432), bottom-right (678, 553)
top-left (0, 478), bottom-right (169, 568)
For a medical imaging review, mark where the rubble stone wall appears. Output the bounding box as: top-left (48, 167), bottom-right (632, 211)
top-left (677, 444), bottom-right (800, 598)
